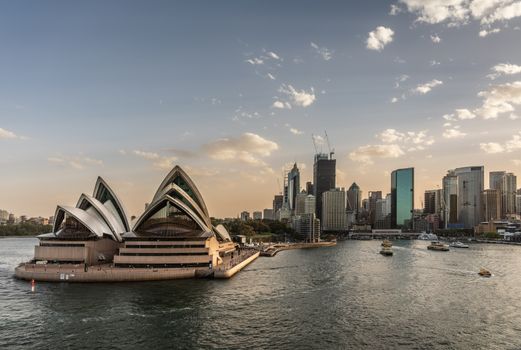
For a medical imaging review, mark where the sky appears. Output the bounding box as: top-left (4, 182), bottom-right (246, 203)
top-left (1, 0), bottom-right (521, 219)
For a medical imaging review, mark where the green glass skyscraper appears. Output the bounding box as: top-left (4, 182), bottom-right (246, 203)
top-left (391, 167), bottom-right (414, 229)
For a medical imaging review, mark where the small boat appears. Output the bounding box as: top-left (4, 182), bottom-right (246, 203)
top-left (449, 241), bottom-right (469, 249)
top-left (418, 232), bottom-right (438, 241)
top-left (380, 247), bottom-right (393, 256)
top-left (381, 240), bottom-right (392, 247)
top-left (478, 268), bottom-right (491, 277)
top-left (427, 241), bottom-right (449, 251)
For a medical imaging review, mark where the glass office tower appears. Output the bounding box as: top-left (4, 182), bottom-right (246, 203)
top-left (391, 167), bottom-right (414, 229)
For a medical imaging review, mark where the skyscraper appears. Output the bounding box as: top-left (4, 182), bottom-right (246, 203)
top-left (454, 166), bottom-right (484, 228)
top-left (306, 181), bottom-right (314, 196)
top-left (501, 173), bottom-right (517, 217)
top-left (490, 171), bottom-right (517, 218)
top-left (295, 191), bottom-right (315, 216)
top-left (391, 167), bottom-right (414, 229)
top-left (321, 188), bottom-right (347, 232)
top-left (263, 208), bottom-right (274, 220)
top-left (481, 189), bottom-right (501, 222)
top-left (368, 191), bottom-right (382, 226)
top-left (313, 153), bottom-right (336, 226)
top-left (286, 163), bottom-right (300, 213)
top-left (273, 194), bottom-right (283, 213)
top-left (489, 171), bottom-right (506, 191)
top-left (424, 189), bottom-right (442, 215)
top-left (346, 182), bottom-right (361, 214)
top-left (442, 170), bottom-right (458, 228)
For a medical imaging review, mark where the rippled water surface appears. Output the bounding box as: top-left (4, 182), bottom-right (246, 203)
top-left (2, 237), bottom-right (521, 349)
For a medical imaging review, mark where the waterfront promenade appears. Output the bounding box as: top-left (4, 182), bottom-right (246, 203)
top-left (259, 241), bottom-right (336, 257)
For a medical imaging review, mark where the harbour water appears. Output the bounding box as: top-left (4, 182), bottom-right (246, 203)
top-left (2, 237), bottom-right (521, 349)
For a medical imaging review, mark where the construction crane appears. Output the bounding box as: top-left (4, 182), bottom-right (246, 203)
top-left (324, 130), bottom-right (335, 159)
top-left (311, 134), bottom-right (319, 155)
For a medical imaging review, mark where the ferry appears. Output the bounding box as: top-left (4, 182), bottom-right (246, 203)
top-left (381, 240), bottom-right (392, 247)
top-left (380, 246), bottom-right (393, 256)
top-left (478, 268), bottom-right (492, 277)
top-left (427, 241), bottom-right (449, 251)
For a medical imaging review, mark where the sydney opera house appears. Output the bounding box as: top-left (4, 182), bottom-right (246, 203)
top-left (15, 166), bottom-right (258, 282)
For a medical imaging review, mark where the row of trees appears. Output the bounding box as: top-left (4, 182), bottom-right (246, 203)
top-left (0, 223), bottom-right (53, 237)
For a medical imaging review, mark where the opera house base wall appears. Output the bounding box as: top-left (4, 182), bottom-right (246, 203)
top-left (35, 239), bottom-right (120, 265)
top-left (15, 264), bottom-right (200, 282)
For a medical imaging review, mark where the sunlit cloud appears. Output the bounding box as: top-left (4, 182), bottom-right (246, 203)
top-left (366, 26), bottom-right (394, 51)
top-left (413, 79), bottom-right (443, 94)
top-left (278, 84), bottom-right (316, 107)
top-left (203, 132), bottom-right (278, 167)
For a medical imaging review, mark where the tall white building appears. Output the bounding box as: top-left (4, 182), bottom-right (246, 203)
top-left (322, 188), bottom-right (347, 232)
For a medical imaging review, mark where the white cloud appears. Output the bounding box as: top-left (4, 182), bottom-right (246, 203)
top-left (378, 129), bottom-right (405, 143)
top-left (399, 0), bottom-right (469, 25)
top-left (204, 132), bottom-right (278, 167)
top-left (480, 142), bottom-right (505, 153)
top-left (310, 42), bottom-right (333, 61)
top-left (430, 34), bottom-right (442, 43)
top-left (390, 4), bottom-right (403, 15)
top-left (349, 144), bottom-right (404, 164)
top-left (132, 150), bottom-right (177, 170)
top-left (133, 150), bottom-right (160, 160)
top-left (366, 26), bottom-right (394, 51)
top-left (48, 155), bottom-right (103, 170)
top-left (290, 128), bottom-right (304, 135)
top-left (312, 134), bottom-right (325, 146)
top-left (481, 1), bottom-right (521, 24)
top-left (272, 100), bottom-right (291, 109)
top-left (391, 97), bottom-right (399, 103)
top-left (487, 63), bottom-right (521, 79)
top-left (233, 107), bottom-right (262, 121)
top-left (480, 132), bottom-right (521, 154)
top-left (455, 108), bottom-right (476, 119)
top-left (430, 60), bottom-right (441, 66)
top-left (443, 128), bottom-right (467, 138)
top-left (377, 128), bottom-right (435, 146)
top-left (413, 79), bottom-right (443, 94)
top-left (399, 0), bottom-right (521, 27)
top-left (479, 27), bottom-right (501, 37)
top-left (278, 84), bottom-right (316, 107)
top-left (350, 128), bottom-right (434, 164)
top-left (0, 127), bottom-right (18, 139)
top-left (475, 81), bottom-right (521, 119)
top-left (442, 81), bottom-right (521, 121)
top-left (245, 57), bottom-right (264, 65)
top-left (266, 51), bottom-right (281, 60)
top-left (394, 74), bottom-right (410, 88)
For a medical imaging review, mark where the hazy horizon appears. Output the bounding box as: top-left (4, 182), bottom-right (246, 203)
top-left (1, 0), bottom-right (520, 218)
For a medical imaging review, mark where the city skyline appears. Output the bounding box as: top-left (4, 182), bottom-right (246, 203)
top-left (1, 1), bottom-right (521, 218)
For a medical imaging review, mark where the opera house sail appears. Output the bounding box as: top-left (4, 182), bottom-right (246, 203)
top-left (15, 166), bottom-right (258, 282)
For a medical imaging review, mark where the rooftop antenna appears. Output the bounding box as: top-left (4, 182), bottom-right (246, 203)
top-left (324, 130), bottom-right (335, 159)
